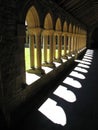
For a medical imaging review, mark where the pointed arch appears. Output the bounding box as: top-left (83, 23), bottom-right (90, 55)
top-left (26, 6), bottom-right (40, 28)
top-left (44, 13), bottom-right (53, 29)
top-left (78, 27), bottom-right (81, 34)
top-left (76, 26), bottom-right (79, 33)
top-left (73, 25), bottom-right (76, 33)
top-left (63, 21), bottom-right (67, 32)
top-left (55, 18), bottom-right (62, 31)
top-left (68, 23), bottom-right (72, 33)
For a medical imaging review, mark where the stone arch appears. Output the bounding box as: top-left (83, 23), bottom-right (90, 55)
top-left (76, 26), bottom-right (79, 33)
top-left (68, 23), bottom-right (72, 33)
top-left (78, 27), bottom-right (81, 34)
top-left (55, 18), bottom-right (62, 31)
top-left (63, 21), bottom-right (67, 32)
top-left (44, 13), bottom-right (53, 29)
top-left (73, 25), bottom-right (76, 33)
top-left (26, 6), bottom-right (40, 27)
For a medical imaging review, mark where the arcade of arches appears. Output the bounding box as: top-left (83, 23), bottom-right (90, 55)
top-left (25, 6), bottom-right (86, 75)
top-left (0, 0), bottom-right (90, 126)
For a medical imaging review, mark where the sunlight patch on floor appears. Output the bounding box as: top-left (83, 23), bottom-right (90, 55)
top-left (82, 58), bottom-right (92, 62)
top-left (53, 85), bottom-right (76, 102)
top-left (69, 71), bottom-right (86, 79)
top-left (53, 62), bottom-right (61, 67)
top-left (42, 66), bottom-right (53, 74)
top-left (83, 56), bottom-right (93, 60)
top-left (67, 56), bottom-right (72, 59)
top-left (77, 63), bottom-right (90, 68)
top-left (38, 98), bottom-right (67, 126)
top-left (74, 66), bottom-right (88, 73)
top-left (62, 58), bottom-right (67, 63)
top-left (75, 59), bottom-right (91, 65)
top-left (63, 77), bottom-right (82, 88)
top-left (26, 72), bottom-right (40, 85)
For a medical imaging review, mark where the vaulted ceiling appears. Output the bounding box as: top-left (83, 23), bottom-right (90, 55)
top-left (51, 0), bottom-right (98, 28)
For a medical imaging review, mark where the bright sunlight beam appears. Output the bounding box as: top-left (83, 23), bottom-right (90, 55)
top-left (38, 98), bottom-right (67, 126)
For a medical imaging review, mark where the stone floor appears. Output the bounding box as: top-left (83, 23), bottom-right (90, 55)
top-left (1, 49), bottom-right (98, 130)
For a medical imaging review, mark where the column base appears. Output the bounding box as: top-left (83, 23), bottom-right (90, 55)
top-left (43, 62), bottom-right (55, 68)
top-left (67, 52), bottom-right (72, 57)
top-left (74, 53), bottom-right (78, 59)
top-left (27, 68), bottom-right (45, 76)
top-left (62, 55), bottom-right (68, 60)
top-left (54, 58), bottom-right (63, 63)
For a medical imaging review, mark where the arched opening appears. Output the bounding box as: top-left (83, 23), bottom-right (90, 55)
top-left (42, 13), bottom-right (54, 66)
top-left (73, 25), bottom-right (75, 33)
top-left (55, 18), bottom-right (61, 31)
top-left (25, 6), bottom-right (40, 70)
top-left (54, 18), bottom-right (62, 62)
top-left (68, 23), bottom-right (72, 33)
top-left (76, 26), bottom-right (79, 34)
top-left (91, 28), bottom-right (98, 49)
top-left (62, 21), bottom-right (68, 56)
top-left (25, 6), bottom-right (43, 84)
top-left (25, 6), bottom-right (40, 71)
top-left (67, 23), bottom-right (73, 55)
top-left (63, 21), bottom-right (67, 32)
top-left (44, 13), bottom-right (53, 29)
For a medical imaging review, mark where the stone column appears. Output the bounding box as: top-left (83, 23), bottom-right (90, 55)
top-left (77, 36), bottom-right (79, 52)
top-left (53, 35), bottom-right (56, 60)
top-left (28, 28), bottom-right (45, 75)
top-left (57, 34), bottom-right (62, 62)
top-left (42, 30), bottom-right (55, 68)
top-left (76, 35), bottom-right (78, 53)
top-left (48, 34), bottom-right (55, 67)
top-left (26, 31), bottom-right (29, 46)
top-left (29, 35), bottom-right (35, 69)
top-left (74, 35), bottom-right (78, 59)
top-left (63, 35), bottom-right (67, 59)
top-left (43, 35), bottom-right (48, 64)
top-left (71, 35), bottom-right (74, 54)
top-left (53, 32), bottom-right (62, 63)
top-left (68, 35), bottom-right (71, 56)
top-left (73, 35), bottom-right (75, 54)
top-left (74, 35), bottom-right (76, 53)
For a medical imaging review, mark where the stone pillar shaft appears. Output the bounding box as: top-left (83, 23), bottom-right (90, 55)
top-left (29, 35), bottom-right (34, 69)
top-left (43, 35), bottom-right (47, 63)
top-left (58, 35), bottom-right (61, 59)
top-left (64, 36), bottom-right (67, 57)
top-left (49, 35), bottom-right (53, 63)
top-left (36, 33), bottom-right (41, 69)
top-left (68, 36), bottom-right (71, 55)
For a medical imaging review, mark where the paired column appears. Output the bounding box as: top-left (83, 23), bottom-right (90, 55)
top-left (28, 28), bottom-right (45, 75)
top-left (62, 33), bottom-right (67, 59)
top-left (54, 32), bottom-right (62, 63)
top-left (29, 35), bottom-right (35, 69)
top-left (42, 30), bottom-right (55, 68)
top-left (67, 35), bottom-right (71, 56)
top-left (70, 35), bottom-right (74, 55)
top-left (26, 30), bottom-right (29, 47)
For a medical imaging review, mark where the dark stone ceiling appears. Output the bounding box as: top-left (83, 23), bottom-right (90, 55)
top-left (51, 0), bottom-right (98, 28)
